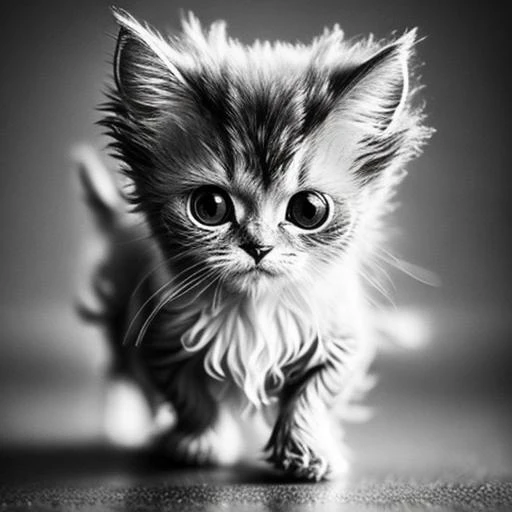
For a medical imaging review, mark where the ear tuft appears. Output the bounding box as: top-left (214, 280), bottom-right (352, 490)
top-left (111, 8), bottom-right (186, 118)
top-left (112, 7), bottom-right (185, 83)
top-left (340, 28), bottom-right (418, 134)
top-left (320, 29), bottom-right (429, 184)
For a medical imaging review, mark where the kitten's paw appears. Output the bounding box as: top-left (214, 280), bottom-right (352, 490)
top-left (159, 429), bottom-right (221, 466)
top-left (268, 438), bottom-right (347, 481)
top-left (157, 409), bottom-right (242, 467)
top-left (272, 446), bottom-right (330, 481)
top-left (266, 412), bottom-right (349, 481)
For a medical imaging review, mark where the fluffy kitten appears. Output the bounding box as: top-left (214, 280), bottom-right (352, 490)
top-left (79, 8), bottom-right (431, 481)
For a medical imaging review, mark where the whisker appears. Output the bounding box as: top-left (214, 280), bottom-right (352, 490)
top-left (360, 269), bottom-right (395, 306)
top-left (134, 269), bottom-right (217, 346)
top-left (123, 262), bottom-right (207, 345)
top-left (375, 247), bottom-right (441, 287)
top-left (128, 252), bottom-right (204, 310)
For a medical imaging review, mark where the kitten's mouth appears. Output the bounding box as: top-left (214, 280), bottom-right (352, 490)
top-left (250, 266), bottom-right (277, 276)
top-left (232, 266), bottom-right (278, 278)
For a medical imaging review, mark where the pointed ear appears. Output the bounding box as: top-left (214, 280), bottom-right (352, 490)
top-left (313, 30), bottom-right (430, 186)
top-left (112, 8), bottom-right (186, 119)
top-left (335, 30), bottom-right (417, 134)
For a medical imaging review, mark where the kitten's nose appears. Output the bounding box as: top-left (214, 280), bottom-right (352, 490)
top-left (240, 244), bottom-right (273, 264)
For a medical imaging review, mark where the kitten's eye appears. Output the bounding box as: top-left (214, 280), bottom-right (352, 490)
top-left (189, 186), bottom-right (234, 227)
top-left (286, 191), bottom-right (330, 230)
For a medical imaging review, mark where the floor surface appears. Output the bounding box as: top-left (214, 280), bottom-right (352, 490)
top-left (1, 386), bottom-right (511, 512)
top-left (1, 308), bottom-right (511, 511)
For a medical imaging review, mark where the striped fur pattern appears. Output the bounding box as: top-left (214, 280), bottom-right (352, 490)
top-left (88, 8), bottom-right (431, 481)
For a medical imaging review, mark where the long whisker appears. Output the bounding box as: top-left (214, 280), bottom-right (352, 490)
top-left (134, 269), bottom-right (217, 346)
top-left (360, 268), bottom-right (395, 306)
top-left (133, 275), bottom-right (207, 347)
top-left (375, 247), bottom-right (441, 287)
top-left (187, 272), bottom-right (221, 305)
top-left (128, 253), bottom-right (204, 312)
top-left (123, 262), bottom-right (207, 345)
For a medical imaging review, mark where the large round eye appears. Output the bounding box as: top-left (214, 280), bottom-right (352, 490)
top-left (189, 186), bottom-right (234, 227)
top-left (286, 191), bottom-right (330, 230)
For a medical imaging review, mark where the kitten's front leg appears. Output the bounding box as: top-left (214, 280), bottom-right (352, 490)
top-left (267, 339), bottom-right (354, 481)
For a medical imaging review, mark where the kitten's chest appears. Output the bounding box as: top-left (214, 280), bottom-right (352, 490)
top-left (176, 291), bottom-right (346, 402)
top-left (181, 294), bottom-right (317, 355)
top-left (176, 284), bottom-right (353, 358)
top-left (139, 277), bottom-right (359, 405)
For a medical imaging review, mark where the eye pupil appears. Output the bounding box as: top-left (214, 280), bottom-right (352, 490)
top-left (303, 201), bottom-right (317, 220)
top-left (201, 195), bottom-right (222, 218)
top-left (190, 186), bottom-right (232, 226)
top-left (287, 191), bottom-right (329, 230)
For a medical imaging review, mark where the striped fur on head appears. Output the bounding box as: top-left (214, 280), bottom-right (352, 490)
top-left (100, 8), bottom-right (431, 299)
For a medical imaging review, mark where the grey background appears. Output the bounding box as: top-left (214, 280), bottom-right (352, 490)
top-left (1, 1), bottom-right (510, 313)
top-left (0, 0), bottom-right (510, 472)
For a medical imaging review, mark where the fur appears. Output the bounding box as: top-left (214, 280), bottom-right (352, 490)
top-left (80, 8), bottom-right (432, 481)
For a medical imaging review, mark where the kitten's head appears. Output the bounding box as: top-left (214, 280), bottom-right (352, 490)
top-left (102, 9), bottom-right (431, 297)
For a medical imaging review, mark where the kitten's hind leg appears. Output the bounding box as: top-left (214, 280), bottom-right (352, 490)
top-left (151, 359), bottom-right (242, 466)
top-left (157, 404), bottom-right (243, 466)
top-left (103, 375), bottom-right (155, 447)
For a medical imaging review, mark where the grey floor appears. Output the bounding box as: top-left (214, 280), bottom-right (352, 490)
top-left (1, 472), bottom-right (511, 512)
top-left (0, 307), bottom-right (511, 511)
top-left (1, 376), bottom-right (511, 511)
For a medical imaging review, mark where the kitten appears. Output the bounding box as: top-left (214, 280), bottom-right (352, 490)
top-left (79, 8), bottom-right (431, 481)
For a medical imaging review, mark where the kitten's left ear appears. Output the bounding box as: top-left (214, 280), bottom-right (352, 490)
top-left (336, 30), bottom-right (417, 134)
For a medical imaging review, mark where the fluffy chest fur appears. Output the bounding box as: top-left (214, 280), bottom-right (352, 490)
top-left (181, 291), bottom-right (324, 406)
top-left (147, 270), bottom-right (356, 408)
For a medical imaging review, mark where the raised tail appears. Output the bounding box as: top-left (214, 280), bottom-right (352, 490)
top-left (73, 145), bottom-right (158, 363)
top-left (75, 145), bottom-right (122, 232)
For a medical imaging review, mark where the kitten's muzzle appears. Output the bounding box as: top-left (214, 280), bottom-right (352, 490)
top-left (240, 244), bottom-right (274, 264)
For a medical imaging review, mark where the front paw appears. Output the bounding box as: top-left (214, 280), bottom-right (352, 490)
top-left (266, 412), bottom-right (348, 481)
top-left (270, 445), bottom-right (330, 481)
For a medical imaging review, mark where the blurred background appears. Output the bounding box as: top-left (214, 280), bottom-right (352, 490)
top-left (0, 0), bottom-right (510, 478)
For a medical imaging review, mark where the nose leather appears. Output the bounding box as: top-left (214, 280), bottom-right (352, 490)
top-left (240, 244), bottom-right (273, 264)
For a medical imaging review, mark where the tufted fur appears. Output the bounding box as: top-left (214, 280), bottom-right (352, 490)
top-left (82, 8), bottom-right (432, 481)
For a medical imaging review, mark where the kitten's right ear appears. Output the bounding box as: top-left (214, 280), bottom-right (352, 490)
top-left (112, 8), bottom-right (186, 118)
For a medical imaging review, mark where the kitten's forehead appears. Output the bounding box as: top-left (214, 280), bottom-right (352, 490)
top-left (229, 145), bottom-right (307, 203)
top-left (171, 67), bottom-right (353, 201)
top-left (187, 69), bottom-right (307, 190)
top-left (153, 62), bottom-right (357, 202)
top-left (190, 71), bottom-right (352, 199)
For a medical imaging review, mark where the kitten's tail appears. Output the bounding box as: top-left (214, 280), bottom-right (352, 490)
top-left (72, 145), bottom-right (155, 347)
top-left (73, 145), bottom-right (123, 231)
